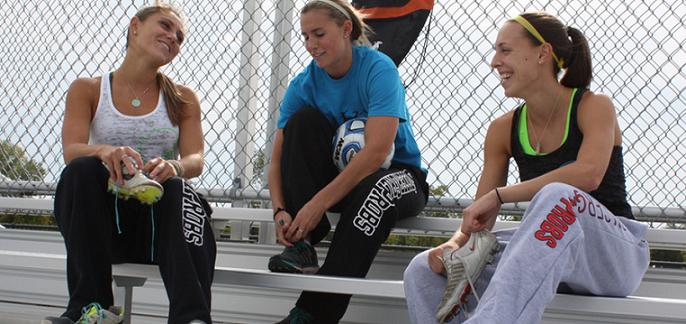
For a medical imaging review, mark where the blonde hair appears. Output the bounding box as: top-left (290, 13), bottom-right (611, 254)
top-left (301, 0), bottom-right (372, 46)
top-left (130, 4), bottom-right (189, 126)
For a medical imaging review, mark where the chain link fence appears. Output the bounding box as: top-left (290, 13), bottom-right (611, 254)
top-left (0, 0), bottom-right (684, 221)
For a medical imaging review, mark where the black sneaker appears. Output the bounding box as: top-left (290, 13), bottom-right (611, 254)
top-left (268, 240), bottom-right (319, 274)
top-left (275, 307), bottom-right (314, 324)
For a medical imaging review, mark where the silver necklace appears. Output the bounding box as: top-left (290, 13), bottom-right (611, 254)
top-left (528, 90), bottom-right (563, 154)
top-left (126, 81), bottom-right (153, 108)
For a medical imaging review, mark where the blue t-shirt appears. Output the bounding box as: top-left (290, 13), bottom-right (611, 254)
top-left (278, 46), bottom-right (424, 171)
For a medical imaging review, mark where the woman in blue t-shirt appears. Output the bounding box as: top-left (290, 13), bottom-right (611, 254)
top-left (403, 12), bottom-right (649, 324)
top-left (267, 0), bottom-right (429, 322)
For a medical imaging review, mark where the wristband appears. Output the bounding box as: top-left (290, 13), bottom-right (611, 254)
top-left (273, 207), bottom-right (286, 219)
top-left (494, 187), bottom-right (504, 204)
top-left (168, 160), bottom-right (185, 178)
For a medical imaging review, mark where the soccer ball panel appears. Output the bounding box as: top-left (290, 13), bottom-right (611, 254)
top-left (332, 117), bottom-right (394, 171)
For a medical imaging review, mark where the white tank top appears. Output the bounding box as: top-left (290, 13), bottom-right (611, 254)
top-left (89, 72), bottom-right (179, 162)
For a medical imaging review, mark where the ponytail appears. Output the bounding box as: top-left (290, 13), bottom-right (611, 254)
top-left (157, 72), bottom-right (188, 126)
top-left (343, 4), bottom-right (372, 46)
top-left (560, 26), bottom-right (592, 89)
top-left (514, 12), bottom-right (594, 89)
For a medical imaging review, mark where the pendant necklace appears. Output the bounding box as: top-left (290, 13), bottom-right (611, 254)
top-left (126, 81), bottom-right (153, 108)
top-left (528, 90), bottom-right (562, 154)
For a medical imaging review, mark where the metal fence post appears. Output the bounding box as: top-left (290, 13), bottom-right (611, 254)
top-left (231, 0), bottom-right (263, 241)
top-left (261, 0), bottom-right (295, 190)
top-left (253, 0), bottom-right (295, 245)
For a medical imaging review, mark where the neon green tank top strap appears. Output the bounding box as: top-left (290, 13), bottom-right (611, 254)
top-left (518, 88), bottom-right (578, 156)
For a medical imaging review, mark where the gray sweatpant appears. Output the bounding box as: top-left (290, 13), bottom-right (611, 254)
top-left (403, 182), bottom-right (650, 324)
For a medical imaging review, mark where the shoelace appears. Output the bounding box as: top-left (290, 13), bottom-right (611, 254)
top-left (280, 243), bottom-right (308, 270)
top-left (300, 241), bottom-right (317, 265)
top-left (448, 249), bottom-right (482, 304)
top-left (440, 249), bottom-right (483, 320)
top-left (112, 187), bottom-right (156, 263)
top-left (78, 302), bottom-right (103, 324)
top-left (113, 188), bottom-right (123, 234)
top-left (150, 206), bottom-right (155, 262)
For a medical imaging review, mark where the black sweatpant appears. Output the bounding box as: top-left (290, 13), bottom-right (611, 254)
top-left (281, 108), bottom-right (428, 323)
top-left (54, 156), bottom-right (216, 323)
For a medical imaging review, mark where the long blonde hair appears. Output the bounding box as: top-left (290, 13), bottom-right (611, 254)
top-left (129, 5), bottom-right (189, 126)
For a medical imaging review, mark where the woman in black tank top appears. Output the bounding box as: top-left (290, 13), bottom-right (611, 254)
top-left (404, 12), bottom-right (649, 324)
top-left (461, 14), bottom-right (633, 238)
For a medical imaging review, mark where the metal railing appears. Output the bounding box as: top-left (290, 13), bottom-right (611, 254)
top-left (0, 0), bottom-right (684, 221)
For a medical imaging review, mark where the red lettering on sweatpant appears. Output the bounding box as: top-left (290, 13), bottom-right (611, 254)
top-left (535, 230), bottom-right (557, 248)
top-left (534, 197), bottom-right (578, 249)
top-left (546, 213), bottom-right (568, 231)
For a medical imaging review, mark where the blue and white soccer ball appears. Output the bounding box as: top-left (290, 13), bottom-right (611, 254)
top-left (332, 117), bottom-right (394, 171)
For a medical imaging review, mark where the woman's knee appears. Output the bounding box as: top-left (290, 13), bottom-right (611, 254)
top-left (283, 107), bottom-right (333, 137)
top-left (158, 177), bottom-right (193, 211)
top-left (161, 176), bottom-right (184, 192)
top-left (288, 107), bottom-right (327, 126)
top-left (526, 183), bottom-right (579, 218)
top-left (60, 156), bottom-right (106, 181)
top-left (403, 250), bottom-right (432, 284)
top-left (532, 182), bottom-right (576, 203)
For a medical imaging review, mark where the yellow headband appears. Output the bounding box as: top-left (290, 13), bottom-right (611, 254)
top-left (512, 15), bottom-right (565, 69)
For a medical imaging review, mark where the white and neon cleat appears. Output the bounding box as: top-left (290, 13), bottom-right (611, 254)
top-left (107, 161), bottom-right (163, 205)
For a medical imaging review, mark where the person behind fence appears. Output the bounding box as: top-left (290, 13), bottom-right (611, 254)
top-left (44, 5), bottom-right (215, 324)
top-left (402, 12), bottom-right (650, 324)
top-left (266, 0), bottom-right (429, 323)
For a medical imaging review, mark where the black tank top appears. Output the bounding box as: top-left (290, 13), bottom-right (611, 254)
top-left (510, 88), bottom-right (633, 218)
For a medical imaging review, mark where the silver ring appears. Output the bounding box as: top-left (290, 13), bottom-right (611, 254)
top-left (121, 154), bottom-right (129, 161)
top-left (297, 229), bottom-right (304, 233)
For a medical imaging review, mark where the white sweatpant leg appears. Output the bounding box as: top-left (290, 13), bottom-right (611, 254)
top-left (403, 230), bottom-right (515, 324)
top-left (464, 182), bottom-right (650, 324)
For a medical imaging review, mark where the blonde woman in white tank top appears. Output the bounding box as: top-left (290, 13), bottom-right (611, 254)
top-left (47, 5), bottom-right (216, 324)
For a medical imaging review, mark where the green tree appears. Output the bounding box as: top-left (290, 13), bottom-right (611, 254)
top-left (425, 184), bottom-right (456, 218)
top-left (0, 140), bottom-right (52, 227)
top-left (253, 148), bottom-right (265, 180)
top-left (430, 184), bottom-right (448, 197)
top-left (0, 140), bottom-right (46, 181)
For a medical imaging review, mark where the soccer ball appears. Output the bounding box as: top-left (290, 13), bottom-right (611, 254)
top-left (332, 117), bottom-right (394, 171)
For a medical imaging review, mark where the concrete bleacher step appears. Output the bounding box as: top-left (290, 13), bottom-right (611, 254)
top-left (1, 197), bottom-right (686, 322)
top-left (1, 229), bottom-right (686, 323)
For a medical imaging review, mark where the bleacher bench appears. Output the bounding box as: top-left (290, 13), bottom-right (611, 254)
top-left (1, 197), bottom-right (686, 323)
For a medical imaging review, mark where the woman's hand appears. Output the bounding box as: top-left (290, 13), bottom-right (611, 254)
top-left (274, 210), bottom-right (295, 247)
top-left (285, 199), bottom-right (326, 243)
top-left (99, 146), bottom-right (143, 185)
top-left (428, 240), bottom-right (458, 274)
top-left (461, 190), bottom-right (501, 233)
top-left (144, 157), bottom-right (178, 183)
top-left (427, 231), bottom-right (469, 274)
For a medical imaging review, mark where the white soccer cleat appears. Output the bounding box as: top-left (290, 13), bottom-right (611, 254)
top-left (107, 160), bottom-right (163, 205)
top-left (436, 230), bottom-right (499, 323)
